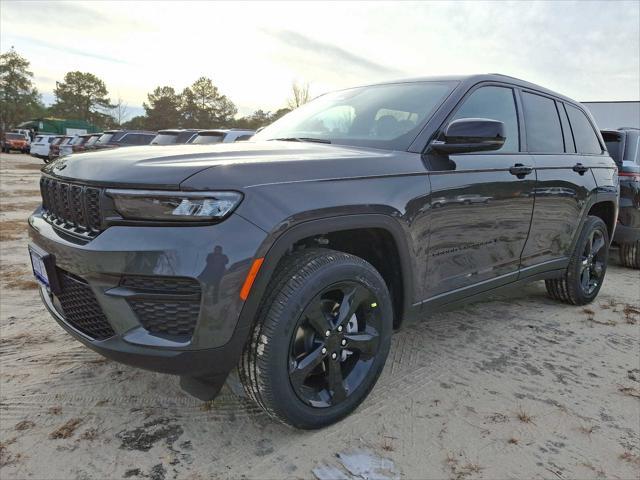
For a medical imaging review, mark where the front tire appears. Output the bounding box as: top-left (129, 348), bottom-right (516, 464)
top-left (618, 241), bottom-right (640, 269)
top-left (239, 248), bottom-right (393, 429)
top-left (545, 216), bottom-right (609, 305)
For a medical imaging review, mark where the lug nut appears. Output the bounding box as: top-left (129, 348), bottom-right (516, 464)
top-left (321, 347), bottom-right (327, 354)
top-left (341, 339), bottom-right (347, 346)
top-left (331, 352), bottom-right (338, 360)
top-left (325, 330), bottom-right (331, 337)
top-left (337, 325), bottom-right (343, 332)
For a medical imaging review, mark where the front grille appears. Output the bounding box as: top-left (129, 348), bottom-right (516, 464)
top-left (40, 177), bottom-right (102, 236)
top-left (121, 275), bottom-right (201, 337)
top-left (56, 270), bottom-right (115, 340)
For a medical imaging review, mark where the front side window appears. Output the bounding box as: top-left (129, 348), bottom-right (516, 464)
top-left (522, 92), bottom-right (564, 153)
top-left (451, 86), bottom-right (520, 153)
top-left (565, 105), bottom-right (602, 154)
top-left (253, 81), bottom-right (456, 151)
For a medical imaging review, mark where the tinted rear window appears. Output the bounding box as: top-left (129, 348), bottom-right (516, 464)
top-left (122, 133), bottom-right (153, 145)
top-left (192, 133), bottom-right (224, 144)
top-left (522, 92), bottom-right (564, 153)
top-left (5, 133), bottom-right (22, 140)
top-left (151, 133), bottom-right (179, 145)
top-left (565, 105), bottom-right (602, 154)
top-left (86, 135), bottom-right (100, 145)
top-left (97, 133), bottom-right (115, 144)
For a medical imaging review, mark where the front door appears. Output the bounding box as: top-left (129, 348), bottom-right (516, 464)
top-left (423, 85), bottom-right (536, 299)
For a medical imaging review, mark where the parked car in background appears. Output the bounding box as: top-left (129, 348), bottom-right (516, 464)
top-left (94, 130), bottom-right (156, 150)
top-left (1, 132), bottom-right (30, 153)
top-left (189, 129), bottom-right (255, 144)
top-left (71, 133), bottom-right (102, 153)
top-left (45, 135), bottom-right (67, 162)
top-left (150, 129), bottom-right (201, 145)
top-left (601, 127), bottom-right (640, 268)
top-left (48, 135), bottom-right (71, 161)
top-left (29, 74), bottom-right (618, 429)
top-left (11, 129), bottom-right (33, 144)
top-left (30, 134), bottom-right (59, 160)
top-left (55, 135), bottom-right (77, 158)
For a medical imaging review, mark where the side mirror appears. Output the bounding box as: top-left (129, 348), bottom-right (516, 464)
top-left (431, 118), bottom-right (505, 154)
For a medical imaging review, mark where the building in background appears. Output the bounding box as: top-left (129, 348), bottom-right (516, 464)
top-left (16, 118), bottom-right (100, 136)
top-left (582, 101), bottom-right (640, 129)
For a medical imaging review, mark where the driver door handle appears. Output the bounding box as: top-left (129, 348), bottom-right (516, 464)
top-left (509, 163), bottom-right (533, 178)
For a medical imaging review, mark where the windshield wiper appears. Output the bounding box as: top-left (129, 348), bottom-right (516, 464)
top-left (270, 137), bottom-right (331, 144)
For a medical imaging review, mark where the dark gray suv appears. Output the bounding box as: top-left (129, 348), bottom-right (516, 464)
top-left (28, 74), bottom-right (618, 428)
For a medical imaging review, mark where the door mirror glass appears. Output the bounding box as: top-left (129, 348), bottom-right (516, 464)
top-left (432, 118), bottom-right (506, 154)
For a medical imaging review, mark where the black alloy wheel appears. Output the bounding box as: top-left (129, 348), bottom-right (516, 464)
top-left (579, 228), bottom-right (606, 295)
top-left (289, 282), bottom-right (381, 408)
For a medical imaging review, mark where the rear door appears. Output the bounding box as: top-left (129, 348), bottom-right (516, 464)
top-left (519, 93), bottom-right (599, 269)
top-left (424, 84), bottom-right (536, 298)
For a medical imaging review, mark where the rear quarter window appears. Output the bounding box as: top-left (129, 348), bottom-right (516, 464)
top-left (565, 105), bottom-right (602, 154)
top-left (522, 92), bottom-right (564, 153)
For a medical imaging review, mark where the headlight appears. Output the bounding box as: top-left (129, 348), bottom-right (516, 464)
top-left (106, 190), bottom-right (242, 221)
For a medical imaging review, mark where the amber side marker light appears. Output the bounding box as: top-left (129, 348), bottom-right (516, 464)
top-left (240, 257), bottom-right (264, 301)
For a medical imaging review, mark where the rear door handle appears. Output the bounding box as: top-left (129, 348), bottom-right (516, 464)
top-left (509, 163), bottom-right (533, 178)
top-left (573, 163), bottom-right (589, 175)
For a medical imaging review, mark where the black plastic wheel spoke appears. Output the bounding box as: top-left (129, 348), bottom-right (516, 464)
top-left (580, 268), bottom-right (590, 290)
top-left (336, 284), bottom-right (369, 326)
top-left (326, 361), bottom-right (347, 404)
top-left (344, 329), bottom-right (379, 360)
top-left (592, 234), bottom-right (605, 256)
top-left (305, 301), bottom-right (333, 336)
top-left (290, 345), bottom-right (325, 388)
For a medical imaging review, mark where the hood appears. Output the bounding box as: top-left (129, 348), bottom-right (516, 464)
top-left (42, 141), bottom-right (422, 189)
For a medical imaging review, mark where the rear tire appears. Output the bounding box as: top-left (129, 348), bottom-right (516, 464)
top-left (239, 248), bottom-right (393, 429)
top-left (545, 216), bottom-right (609, 305)
top-left (619, 241), bottom-right (640, 269)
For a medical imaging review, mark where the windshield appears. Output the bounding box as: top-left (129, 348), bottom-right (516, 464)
top-left (97, 133), bottom-right (115, 144)
top-left (86, 135), bottom-right (100, 146)
top-left (71, 136), bottom-right (87, 145)
top-left (191, 133), bottom-right (224, 144)
top-left (5, 133), bottom-right (23, 140)
top-left (253, 81), bottom-right (456, 150)
top-left (151, 133), bottom-right (179, 145)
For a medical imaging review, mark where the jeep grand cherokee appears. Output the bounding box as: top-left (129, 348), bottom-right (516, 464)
top-left (28, 74), bottom-right (618, 429)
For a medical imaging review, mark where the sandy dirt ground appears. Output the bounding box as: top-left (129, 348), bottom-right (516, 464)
top-left (0, 152), bottom-right (639, 480)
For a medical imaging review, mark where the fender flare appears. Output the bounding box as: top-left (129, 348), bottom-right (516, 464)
top-left (234, 213), bottom-right (415, 335)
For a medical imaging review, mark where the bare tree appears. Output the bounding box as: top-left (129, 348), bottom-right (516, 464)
top-left (111, 96), bottom-right (130, 126)
top-left (287, 81), bottom-right (310, 110)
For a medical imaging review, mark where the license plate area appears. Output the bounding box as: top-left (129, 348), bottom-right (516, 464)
top-left (28, 245), bottom-right (61, 294)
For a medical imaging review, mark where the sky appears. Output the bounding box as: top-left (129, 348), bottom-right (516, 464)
top-left (1, 0), bottom-right (639, 121)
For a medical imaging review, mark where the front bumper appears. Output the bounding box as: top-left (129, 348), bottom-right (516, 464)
top-left (28, 209), bottom-right (267, 377)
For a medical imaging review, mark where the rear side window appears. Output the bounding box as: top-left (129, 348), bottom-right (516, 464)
top-left (522, 92), bottom-right (564, 153)
top-left (565, 105), bottom-right (602, 154)
top-left (451, 86), bottom-right (520, 152)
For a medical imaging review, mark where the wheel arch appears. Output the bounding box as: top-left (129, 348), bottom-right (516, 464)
top-left (237, 214), bottom-right (415, 333)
